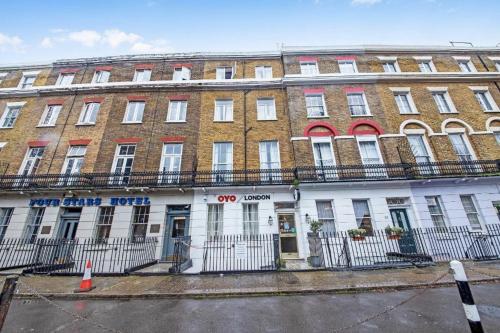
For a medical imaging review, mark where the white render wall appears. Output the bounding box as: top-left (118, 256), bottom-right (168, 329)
top-left (410, 179), bottom-right (500, 229)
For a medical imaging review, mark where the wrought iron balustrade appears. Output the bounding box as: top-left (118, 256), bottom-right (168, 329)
top-left (0, 160), bottom-right (497, 191)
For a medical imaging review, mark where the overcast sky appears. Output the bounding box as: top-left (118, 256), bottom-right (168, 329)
top-left (1, 0), bottom-right (499, 64)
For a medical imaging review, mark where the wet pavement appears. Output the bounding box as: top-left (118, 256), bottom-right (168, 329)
top-left (1, 261), bottom-right (500, 298)
top-left (3, 284), bottom-right (500, 332)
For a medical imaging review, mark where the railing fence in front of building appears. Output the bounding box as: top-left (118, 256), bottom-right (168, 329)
top-left (202, 234), bottom-right (280, 273)
top-left (312, 224), bottom-right (500, 270)
top-left (0, 237), bottom-right (158, 275)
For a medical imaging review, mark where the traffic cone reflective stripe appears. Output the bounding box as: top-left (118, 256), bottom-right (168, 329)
top-left (74, 260), bottom-right (96, 293)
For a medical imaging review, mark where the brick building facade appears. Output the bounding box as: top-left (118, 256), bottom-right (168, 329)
top-left (0, 46), bottom-right (499, 273)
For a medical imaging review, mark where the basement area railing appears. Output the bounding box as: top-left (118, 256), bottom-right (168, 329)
top-left (0, 159), bottom-right (498, 190)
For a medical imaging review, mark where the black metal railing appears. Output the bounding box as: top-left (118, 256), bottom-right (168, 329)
top-left (0, 237), bottom-right (158, 275)
top-left (169, 236), bottom-right (192, 273)
top-left (202, 234), bottom-right (280, 273)
top-left (312, 224), bottom-right (500, 270)
top-left (0, 160), bottom-right (497, 191)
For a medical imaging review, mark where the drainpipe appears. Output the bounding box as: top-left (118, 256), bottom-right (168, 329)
top-left (243, 89), bottom-right (251, 175)
top-left (477, 54), bottom-right (500, 93)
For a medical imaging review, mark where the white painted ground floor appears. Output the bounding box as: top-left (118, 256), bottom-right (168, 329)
top-left (0, 177), bottom-right (499, 273)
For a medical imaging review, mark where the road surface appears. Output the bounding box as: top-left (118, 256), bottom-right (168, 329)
top-left (3, 284), bottom-right (500, 332)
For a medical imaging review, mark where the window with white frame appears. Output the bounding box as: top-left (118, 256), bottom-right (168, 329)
top-left (431, 90), bottom-right (455, 113)
top-left (256, 98), bottom-right (276, 120)
top-left (312, 137), bottom-right (336, 180)
top-left (449, 133), bottom-right (474, 161)
top-left (494, 132), bottom-right (500, 145)
top-left (173, 66), bottom-right (191, 81)
top-left (255, 66), bottom-right (272, 79)
top-left (160, 143), bottom-right (182, 183)
top-left (407, 134), bottom-right (432, 164)
top-left (0, 208), bottom-right (14, 241)
top-left (425, 196), bottom-right (447, 228)
top-left (123, 101), bottom-right (145, 123)
top-left (259, 140), bottom-right (280, 169)
top-left (300, 62), bottom-right (318, 76)
top-left (216, 67), bottom-right (233, 80)
top-left (460, 195), bottom-right (482, 230)
top-left (95, 206), bottom-right (114, 240)
top-left (338, 60), bottom-right (357, 74)
top-left (305, 94), bottom-right (327, 117)
top-left (19, 75), bottom-right (36, 89)
top-left (456, 58), bottom-right (476, 72)
top-left (213, 142), bottom-right (233, 182)
top-left (316, 200), bottom-right (336, 233)
top-left (214, 99), bottom-right (233, 121)
top-left (56, 73), bottom-right (75, 86)
top-left (352, 199), bottom-right (373, 236)
top-left (417, 60), bottom-right (436, 73)
top-left (472, 88), bottom-right (499, 112)
top-left (167, 100), bottom-right (187, 122)
top-left (347, 93), bottom-right (369, 116)
top-left (92, 70), bottom-right (110, 84)
top-left (39, 104), bottom-right (61, 126)
top-left (243, 203), bottom-right (259, 236)
top-left (78, 102), bottom-right (100, 124)
top-left (133, 69), bottom-right (151, 82)
top-left (112, 145), bottom-right (135, 173)
top-left (0, 104), bottom-right (23, 128)
top-left (393, 91), bottom-right (417, 114)
top-left (19, 147), bottom-right (45, 176)
top-left (24, 207), bottom-right (45, 243)
top-left (357, 136), bottom-right (383, 165)
top-left (130, 206), bottom-right (149, 242)
top-left (207, 204), bottom-right (223, 237)
top-left (61, 146), bottom-right (86, 175)
top-left (382, 61), bottom-right (399, 73)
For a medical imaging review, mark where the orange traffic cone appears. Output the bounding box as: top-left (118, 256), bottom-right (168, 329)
top-left (74, 260), bottom-right (96, 293)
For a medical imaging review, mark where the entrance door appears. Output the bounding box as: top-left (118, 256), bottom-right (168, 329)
top-left (278, 213), bottom-right (298, 258)
top-left (389, 209), bottom-right (417, 253)
top-left (58, 208), bottom-right (82, 240)
top-left (162, 207), bottom-right (190, 261)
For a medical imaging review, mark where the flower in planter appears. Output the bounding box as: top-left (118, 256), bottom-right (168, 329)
top-left (385, 226), bottom-right (404, 236)
top-left (307, 219), bottom-right (324, 234)
top-left (347, 228), bottom-right (367, 239)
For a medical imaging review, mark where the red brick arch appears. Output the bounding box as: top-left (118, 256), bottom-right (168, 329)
top-left (347, 119), bottom-right (385, 135)
top-left (303, 121), bottom-right (340, 137)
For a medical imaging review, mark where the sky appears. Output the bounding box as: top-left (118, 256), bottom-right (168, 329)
top-left (0, 0), bottom-right (499, 64)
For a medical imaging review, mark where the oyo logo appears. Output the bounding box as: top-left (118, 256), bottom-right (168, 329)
top-left (217, 195), bottom-right (237, 203)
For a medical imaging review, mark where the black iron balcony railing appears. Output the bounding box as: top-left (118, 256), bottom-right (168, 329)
top-left (0, 159), bottom-right (498, 191)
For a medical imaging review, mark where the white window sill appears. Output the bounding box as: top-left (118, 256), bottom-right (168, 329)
top-left (400, 112), bottom-right (420, 115)
top-left (350, 114), bottom-right (373, 117)
top-left (484, 109), bottom-right (500, 113)
top-left (75, 123), bottom-right (96, 126)
top-left (121, 121), bottom-right (143, 124)
top-left (36, 124), bottom-right (56, 128)
top-left (213, 120), bottom-right (234, 123)
top-left (307, 115), bottom-right (329, 119)
top-left (439, 111), bottom-right (459, 114)
top-left (165, 120), bottom-right (187, 123)
top-left (257, 118), bottom-right (278, 121)
top-left (0, 127), bottom-right (13, 130)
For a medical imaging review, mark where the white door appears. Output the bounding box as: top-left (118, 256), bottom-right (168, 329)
top-left (213, 142), bottom-right (233, 182)
top-left (357, 137), bottom-right (385, 177)
top-left (19, 147), bottom-right (45, 176)
top-left (407, 135), bottom-right (435, 175)
top-left (159, 143), bottom-right (183, 183)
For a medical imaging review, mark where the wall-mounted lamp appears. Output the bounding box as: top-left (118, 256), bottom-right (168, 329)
top-left (268, 216), bottom-right (273, 226)
top-left (305, 213), bottom-right (311, 224)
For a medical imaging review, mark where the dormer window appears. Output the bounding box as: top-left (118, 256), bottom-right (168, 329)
top-left (173, 66), bottom-right (191, 81)
top-left (216, 67), bottom-right (233, 80)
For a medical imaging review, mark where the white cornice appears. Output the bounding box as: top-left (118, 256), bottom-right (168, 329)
top-left (282, 45), bottom-right (500, 55)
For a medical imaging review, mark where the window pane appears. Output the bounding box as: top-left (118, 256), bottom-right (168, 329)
top-left (352, 200), bottom-right (373, 235)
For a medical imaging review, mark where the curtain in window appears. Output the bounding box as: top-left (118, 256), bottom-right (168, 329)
top-left (352, 200), bottom-right (373, 235)
top-left (358, 141), bottom-right (380, 164)
top-left (449, 134), bottom-right (472, 160)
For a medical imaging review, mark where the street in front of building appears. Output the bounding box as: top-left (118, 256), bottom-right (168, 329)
top-left (3, 284), bottom-right (500, 333)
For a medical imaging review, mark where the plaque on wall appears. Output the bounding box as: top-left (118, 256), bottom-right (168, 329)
top-left (40, 226), bottom-right (51, 235)
top-left (149, 224), bottom-right (161, 234)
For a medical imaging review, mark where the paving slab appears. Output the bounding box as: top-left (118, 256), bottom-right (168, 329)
top-left (1, 260), bottom-right (500, 299)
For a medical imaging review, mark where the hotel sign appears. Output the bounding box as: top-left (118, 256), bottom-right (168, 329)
top-left (216, 194), bottom-right (271, 202)
top-left (29, 197), bottom-right (151, 207)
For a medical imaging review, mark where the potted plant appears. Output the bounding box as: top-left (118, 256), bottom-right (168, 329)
top-left (347, 228), bottom-right (367, 241)
top-left (385, 226), bottom-right (404, 240)
top-left (307, 219), bottom-right (324, 267)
